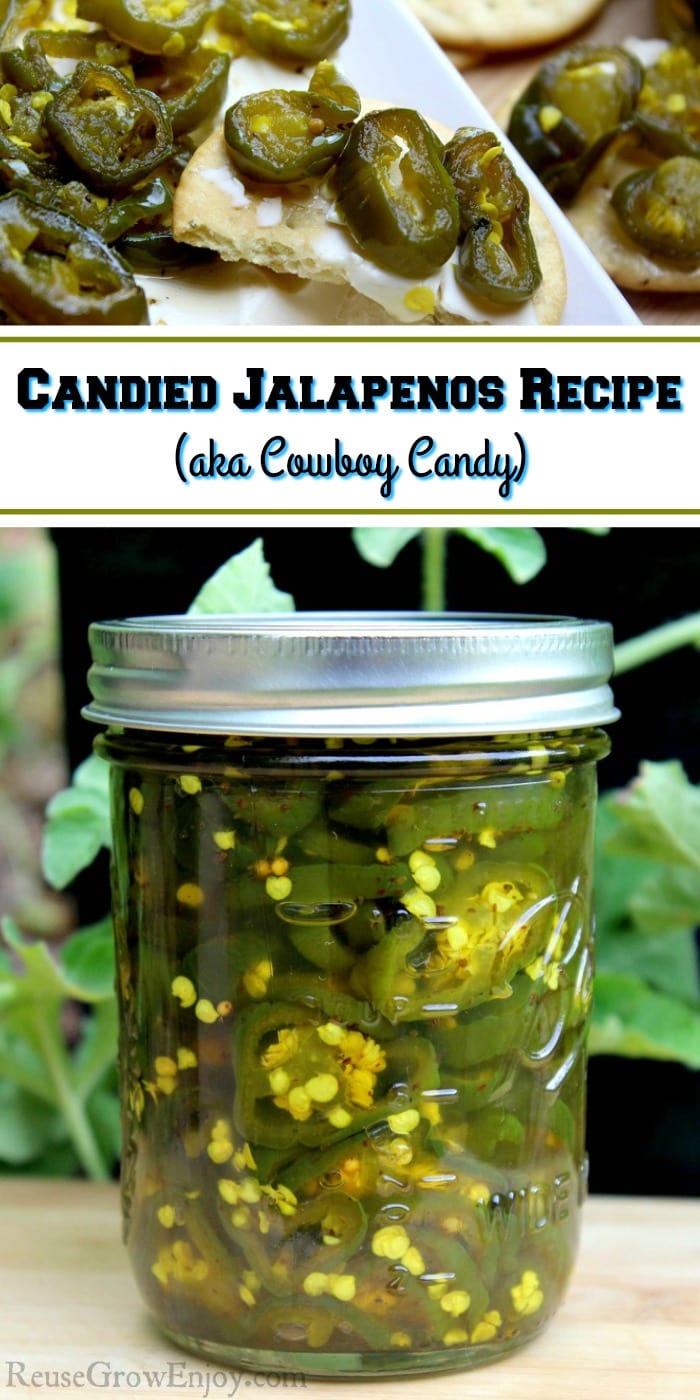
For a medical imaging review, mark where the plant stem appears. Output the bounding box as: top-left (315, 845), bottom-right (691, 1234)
top-left (614, 612), bottom-right (700, 675)
top-left (33, 1008), bottom-right (110, 1181)
top-left (421, 529), bottom-right (447, 612)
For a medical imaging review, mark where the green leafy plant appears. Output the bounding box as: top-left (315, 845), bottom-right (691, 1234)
top-left (591, 763), bottom-right (700, 1066)
top-left (352, 525), bottom-right (609, 605)
top-left (1, 530), bottom-right (698, 1181)
top-left (0, 538), bottom-right (293, 1179)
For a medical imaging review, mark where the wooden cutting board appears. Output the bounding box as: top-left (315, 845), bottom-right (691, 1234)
top-left (0, 1183), bottom-right (698, 1400)
top-left (462, 0), bottom-right (700, 325)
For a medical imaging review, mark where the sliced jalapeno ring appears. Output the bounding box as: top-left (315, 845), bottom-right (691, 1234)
top-left (0, 190), bottom-right (148, 322)
top-left (116, 227), bottom-right (214, 270)
top-left (2, 28), bottom-right (132, 93)
top-left (444, 126), bottom-right (542, 304)
top-left (100, 175), bottom-right (173, 243)
top-left (507, 43), bottom-right (643, 203)
top-left (334, 107), bottom-right (460, 278)
top-left (219, 0), bottom-right (350, 65)
top-left (76, 0), bottom-right (208, 57)
top-left (636, 45), bottom-right (700, 159)
top-left (45, 61), bottom-right (173, 195)
top-left (224, 88), bottom-right (354, 184)
top-left (308, 60), bottom-right (361, 119)
top-left (134, 50), bottom-right (230, 137)
top-left (611, 154), bottom-right (700, 258)
top-left (0, 81), bottom-right (55, 169)
top-left (0, 165), bottom-right (108, 230)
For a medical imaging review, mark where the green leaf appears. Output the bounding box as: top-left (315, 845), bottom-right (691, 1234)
top-left (594, 798), bottom-right (644, 930)
top-left (351, 527), bottom-right (421, 568)
top-left (0, 1032), bottom-right (57, 1105)
top-left (596, 927), bottom-right (700, 1004)
top-left (0, 540), bottom-right (55, 627)
top-left (1, 917), bottom-right (114, 1006)
top-left (42, 756), bottom-right (112, 890)
top-left (456, 528), bottom-right (547, 584)
top-left (42, 791), bottom-right (108, 889)
top-left (0, 1081), bottom-right (62, 1165)
top-left (2, 916), bottom-right (79, 1007)
top-left (61, 919), bottom-right (115, 1001)
top-left (0, 1143), bottom-right (79, 1177)
top-left (352, 526), bottom-right (548, 580)
top-left (73, 753), bottom-right (111, 799)
top-left (590, 973), bottom-right (700, 1067)
top-left (188, 539), bottom-right (294, 615)
top-left (629, 865), bottom-right (700, 936)
top-left (72, 999), bottom-right (119, 1102)
top-left (607, 760), bottom-right (700, 871)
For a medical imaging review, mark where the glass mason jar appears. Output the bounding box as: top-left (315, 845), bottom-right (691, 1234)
top-left (85, 613), bottom-right (617, 1378)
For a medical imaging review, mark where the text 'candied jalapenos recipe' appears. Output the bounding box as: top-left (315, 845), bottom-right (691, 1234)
top-left (83, 614), bottom-right (618, 1377)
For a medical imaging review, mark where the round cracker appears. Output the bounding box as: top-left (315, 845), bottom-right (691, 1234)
top-left (569, 148), bottom-right (700, 293)
top-left (499, 69), bottom-right (699, 293)
top-left (173, 104), bottom-right (566, 324)
top-left (406, 0), bottom-right (608, 52)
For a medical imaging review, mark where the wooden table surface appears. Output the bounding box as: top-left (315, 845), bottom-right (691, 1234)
top-left (460, 0), bottom-right (700, 325)
top-left (1, 1183), bottom-right (698, 1399)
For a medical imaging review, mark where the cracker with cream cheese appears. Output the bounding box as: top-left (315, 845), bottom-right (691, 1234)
top-left (405, 0), bottom-right (607, 52)
top-left (499, 45), bottom-right (700, 294)
top-left (568, 139), bottom-right (700, 292)
top-left (172, 108), bottom-right (567, 325)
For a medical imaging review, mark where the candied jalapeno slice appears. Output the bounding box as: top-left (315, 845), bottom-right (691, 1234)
top-left (286, 922), bottom-right (356, 975)
top-left (0, 158), bottom-right (102, 226)
top-left (218, 1188), bottom-right (367, 1298)
top-left (223, 782), bottom-right (320, 837)
top-left (100, 175), bottom-right (173, 241)
top-left (457, 209), bottom-right (541, 305)
top-left (346, 1255), bottom-right (447, 1348)
top-left (233, 999), bottom-right (438, 1148)
top-left (244, 1294), bottom-right (391, 1350)
top-left (76, 0), bottom-right (208, 57)
top-left (45, 61), bottom-right (173, 194)
top-left (117, 227), bottom-right (214, 269)
top-left (507, 44), bottom-right (643, 202)
top-left (133, 49), bottom-right (230, 136)
top-left (0, 135), bottom-right (59, 187)
top-left (224, 88), bottom-right (355, 185)
top-left (431, 973), bottom-right (534, 1069)
top-left (636, 46), bottom-right (700, 158)
top-left (444, 126), bottom-right (541, 304)
top-left (385, 773), bottom-right (569, 857)
top-left (2, 28), bottom-right (132, 92)
top-left (286, 860), bottom-right (411, 904)
top-left (0, 191), bottom-right (148, 322)
top-left (219, 0), bottom-right (351, 65)
top-left (334, 107), bottom-right (460, 278)
top-left (350, 861), bottom-right (555, 1021)
top-left (0, 82), bottom-right (55, 166)
top-left (308, 60), bottom-right (361, 118)
top-left (611, 154), bottom-right (700, 257)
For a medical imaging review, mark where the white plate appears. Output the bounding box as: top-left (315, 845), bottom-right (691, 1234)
top-left (142, 0), bottom-right (639, 327)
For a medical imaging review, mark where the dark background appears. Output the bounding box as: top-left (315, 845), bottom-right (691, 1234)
top-left (51, 525), bottom-right (700, 1196)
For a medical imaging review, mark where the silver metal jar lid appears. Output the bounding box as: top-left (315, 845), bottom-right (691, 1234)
top-left (83, 612), bottom-right (618, 737)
